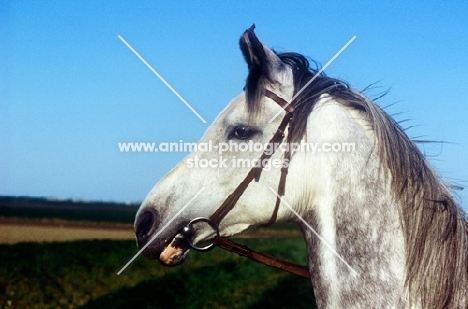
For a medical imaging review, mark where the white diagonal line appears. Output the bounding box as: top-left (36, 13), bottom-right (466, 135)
top-left (117, 187), bottom-right (206, 275)
top-left (118, 35), bottom-right (207, 124)
top-left (268, 187), bottom-right (358, 277)
top-left (268, 36), bottom-right (356, 123)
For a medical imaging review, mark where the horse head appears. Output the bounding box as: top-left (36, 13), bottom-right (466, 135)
top-left (134, 25), bottom-right (299, 266)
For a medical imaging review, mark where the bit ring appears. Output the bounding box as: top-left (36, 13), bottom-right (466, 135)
top-left (182, 217), bottom-right (219, 252)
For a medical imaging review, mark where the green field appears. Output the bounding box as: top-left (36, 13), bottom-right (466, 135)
top-left (0, 197), bottom-right (317, 308)
top-left (0, 238), bottom-right (317, 309)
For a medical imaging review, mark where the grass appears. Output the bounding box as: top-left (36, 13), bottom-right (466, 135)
top-left (0, 238), bottom-right (317, 309)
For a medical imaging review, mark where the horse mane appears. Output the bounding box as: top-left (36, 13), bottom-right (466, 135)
top-left (245, 51), bottom-right (468, 308)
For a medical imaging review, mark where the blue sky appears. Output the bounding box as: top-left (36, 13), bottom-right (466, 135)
top-left (1, 1), bottom-right (467, 209)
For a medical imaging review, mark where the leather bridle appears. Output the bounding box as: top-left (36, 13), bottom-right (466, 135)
top-left (180, 89), bottom-right (310, 279)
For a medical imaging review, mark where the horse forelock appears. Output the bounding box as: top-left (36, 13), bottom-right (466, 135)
top-left (245, 51), bottom-right (468, 308)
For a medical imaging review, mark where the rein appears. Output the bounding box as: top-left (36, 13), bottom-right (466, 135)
top-left (181, 89), bottom-right (310, 279)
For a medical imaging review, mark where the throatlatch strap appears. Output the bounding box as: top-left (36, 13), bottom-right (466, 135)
top-left (263, 89), bottom-right (294, 226)
top-left (264, 151), bottom-right (291, 227)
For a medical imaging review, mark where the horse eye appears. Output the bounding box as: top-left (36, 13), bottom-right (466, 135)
top-left (229, 126), bottom-right (255, 140)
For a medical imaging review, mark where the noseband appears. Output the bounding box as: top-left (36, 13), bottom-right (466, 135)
top-left (181, 89), bottom-right (310, 279)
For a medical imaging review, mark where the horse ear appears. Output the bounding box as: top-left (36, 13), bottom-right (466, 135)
top-left (240, 25), bottom-right (285, 114)
top-left (239, 25), bottom-right (284, 82)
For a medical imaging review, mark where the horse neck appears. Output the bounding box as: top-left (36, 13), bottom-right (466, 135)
top-left (299, 183), bottom-right (408, 308)
top-left (294, 97), bottom-right (408, 308)
top-left (294, 96), bottom-right (468, 308)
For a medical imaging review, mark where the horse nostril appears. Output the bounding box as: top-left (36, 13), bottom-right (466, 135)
top-left (135, 209), bottom-right (160, 243)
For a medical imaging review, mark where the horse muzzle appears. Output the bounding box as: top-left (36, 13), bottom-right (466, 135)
top-left (134, 207), bottom-right (191, 266)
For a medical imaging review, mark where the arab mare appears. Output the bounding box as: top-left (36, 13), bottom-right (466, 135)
top-left (134, 26), bottom-right (468, 308)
